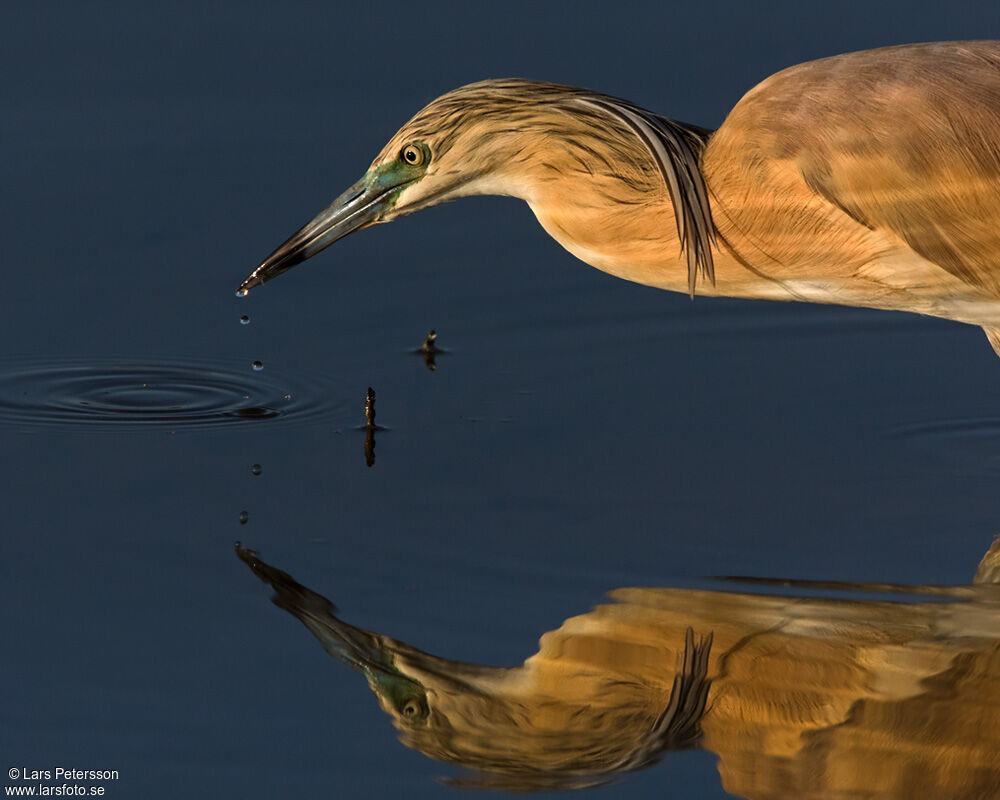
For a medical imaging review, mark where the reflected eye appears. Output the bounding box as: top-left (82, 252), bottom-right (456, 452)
top-left (401, 144), bottom-right (426, 166)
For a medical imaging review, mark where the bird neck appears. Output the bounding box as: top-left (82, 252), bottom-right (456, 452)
top-left (526, 186), bottom-right (689, 290)
top-left (423, 101), bottom-right (729, 294)
top-left (457, 138), bottom-right (720, 294)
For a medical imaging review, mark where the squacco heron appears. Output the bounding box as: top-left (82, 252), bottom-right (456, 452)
top-left (239, 41), bottom-right (1000, 355)
top-left (237, 539), bottom-right (1000, 795)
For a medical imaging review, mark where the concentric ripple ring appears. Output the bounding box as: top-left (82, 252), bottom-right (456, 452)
top-left (0, 357), bottom-right (343, 430)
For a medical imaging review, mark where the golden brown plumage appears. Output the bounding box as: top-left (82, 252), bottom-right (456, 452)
top-left (705, 42), bottom-right (1000, 328)
top-left (238, 542), bottom-right (1000, 796)
top-left (239, 42), bottom-right (1000, 354)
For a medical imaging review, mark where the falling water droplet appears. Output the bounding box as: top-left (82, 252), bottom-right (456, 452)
top-left (236, 288), bottom-right (248, 298)
top-left (252, 361), bottom-right (263, 371)
top-left (239, 510), bottom-right (249, 524)
top-left (250, 463), bottom-right (262, 476)
top-left (240, 315), bottom-right (250, 325)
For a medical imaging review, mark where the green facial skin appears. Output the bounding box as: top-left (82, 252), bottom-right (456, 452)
top-left (237, 142), bottom-right (431, 295)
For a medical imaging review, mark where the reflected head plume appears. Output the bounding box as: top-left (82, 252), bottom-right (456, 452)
top-left (236, 544), bottom-right (713, 791)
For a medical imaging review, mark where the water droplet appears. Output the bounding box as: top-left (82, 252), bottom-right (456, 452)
top-left (240, 315), bottom-right (250, 325)
top-left (250, 463), bottom-right (262, 476)
top-left (239, 510), bottom-right (249, 524)
top-left (236, 289), bottom-right (248, 298)
top-left (252, 361), bottom-right (263, 371)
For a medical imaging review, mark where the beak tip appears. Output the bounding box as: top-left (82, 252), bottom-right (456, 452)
top-left (236, 270), bottom-right (264, 296)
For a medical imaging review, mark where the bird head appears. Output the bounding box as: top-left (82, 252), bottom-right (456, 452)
top-left (236, 80), bottom-right (550, 295)
top-left (237, 80), bottom-right (715, 296)
top-left (237, 543), bottom-right (716, 790)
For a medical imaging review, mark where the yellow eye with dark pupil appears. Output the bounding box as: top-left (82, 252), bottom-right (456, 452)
top-left (402, 701), bottom-right (420, 716)
top-left (402, 145), bottom-right (424, 166)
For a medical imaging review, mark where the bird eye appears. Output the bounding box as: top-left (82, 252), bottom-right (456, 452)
top-left (401, 144), bottom-right (426, 166)
top-left (401, 700), bottom-right (421, 717)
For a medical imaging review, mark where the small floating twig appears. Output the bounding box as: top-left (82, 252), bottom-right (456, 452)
top-left (420, 329), bottom-right (439, 354)
top-left (416, 329), bottom-right (442, 372)
top-left (362, 386), bottom-right (380, 468)
top-left (364, 386), bottom-right (378, 430)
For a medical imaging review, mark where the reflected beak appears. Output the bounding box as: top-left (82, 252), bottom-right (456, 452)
top-left (235, 541), bottom-right (401, 676)
top-left (317, 615), bottom-right (397, 676)
top-left (237, 167), bottom-right (415, 295)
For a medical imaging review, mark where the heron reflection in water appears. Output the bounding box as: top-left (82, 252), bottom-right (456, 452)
top-left (240, 42), bottom-right (1000, 356)
top-left (237, 539), bottom-right (1000, 796)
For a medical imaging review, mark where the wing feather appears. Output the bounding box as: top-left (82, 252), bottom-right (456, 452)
top-left (742, 42), bottom-right (1000, 297)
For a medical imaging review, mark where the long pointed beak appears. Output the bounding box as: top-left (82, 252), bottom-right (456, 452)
top-left (237, 169), bottom-right (413, 295)
top-left (236, 543), bottom-right (495, 709)
top-left (235, 542), bottom-right (397, 675)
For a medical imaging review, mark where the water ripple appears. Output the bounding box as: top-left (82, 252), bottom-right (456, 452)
top-left (889, 415), bottom-right (1000, 473)
top-left (0, 357), bottom-right (344, 430)
top-left (891, 416), bottom-right (1000, 442)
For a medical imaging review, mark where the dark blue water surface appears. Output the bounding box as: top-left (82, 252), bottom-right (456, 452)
top-left (5, 2), bottom-right (1000, 798)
